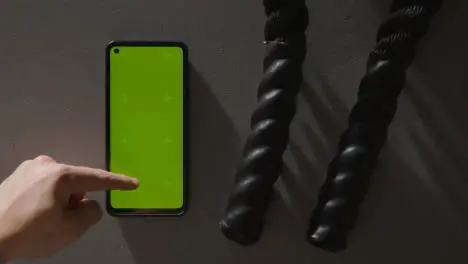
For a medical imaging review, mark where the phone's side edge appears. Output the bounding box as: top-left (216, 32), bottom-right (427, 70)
top-left (105, 41), bottom-right (115, 216)
top-left (180, 41), bottom-right (189, 217)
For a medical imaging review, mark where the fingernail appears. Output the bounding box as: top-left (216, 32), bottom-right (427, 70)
top-left (131, 178), bottom-right (140, 186)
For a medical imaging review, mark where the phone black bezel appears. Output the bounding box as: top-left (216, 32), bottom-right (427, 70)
top-left (105, 40), bottom-right (189, 217)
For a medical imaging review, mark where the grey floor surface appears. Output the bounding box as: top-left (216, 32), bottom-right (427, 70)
top-left (0, 0), bottom-right (467, 263)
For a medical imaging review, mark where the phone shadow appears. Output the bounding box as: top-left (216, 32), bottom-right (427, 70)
top-left (117, 65), bottom-right (242, 264)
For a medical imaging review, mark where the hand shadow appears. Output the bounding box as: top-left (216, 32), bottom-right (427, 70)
top-left (118, 66), bottom-right (242, 264)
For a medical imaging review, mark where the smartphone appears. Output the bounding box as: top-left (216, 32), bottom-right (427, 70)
top-left (105, 41), bottom-right (188, 216)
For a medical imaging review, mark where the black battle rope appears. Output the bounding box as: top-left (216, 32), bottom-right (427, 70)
top-left (306, 0), bottom-right (443, 252)
top-left (219, 0), bottom-right (309, 245)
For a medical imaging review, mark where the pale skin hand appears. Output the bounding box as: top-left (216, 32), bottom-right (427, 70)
top-left (0, 155), bottom-right (139, 261)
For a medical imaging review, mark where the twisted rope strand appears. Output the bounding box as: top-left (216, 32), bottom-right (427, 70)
top-left (219, 0), bottom-right (309, 245)
top-left (306, 0), bottom-right (443, 252)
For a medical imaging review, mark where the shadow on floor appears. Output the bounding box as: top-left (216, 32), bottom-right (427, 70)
top-left (118, 66), bottom-right (242, 264)
top-left (280, 2), bottom-right (468, 259)
top-left (403, 0), bottom-right (468, 241)
top-left (119, 1), bottom-right (468, 263)
top-left (283, 66), bottom-right (468, 263)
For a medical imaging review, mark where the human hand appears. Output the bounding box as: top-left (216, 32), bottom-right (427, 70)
top-left (0, 155), bottom-right (139, 261)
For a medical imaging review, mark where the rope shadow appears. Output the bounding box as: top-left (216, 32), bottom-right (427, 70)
top-left (284, 71), bottom-right (464, 263)
top-left (401, 0), bottom-right (468, 235)
top-left (281, 73), bottom-right (349, 224)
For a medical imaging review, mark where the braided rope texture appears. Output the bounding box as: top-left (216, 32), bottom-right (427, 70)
top-left (219, 0), bottom-right (309, 245)
top-left (306, 0), bottom-right (443, 252)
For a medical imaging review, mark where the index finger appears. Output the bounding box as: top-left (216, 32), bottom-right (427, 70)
top-left (58, 164), bottom-right (139, 192)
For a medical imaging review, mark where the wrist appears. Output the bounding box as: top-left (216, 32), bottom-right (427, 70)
top-left (0, 232), bottom-right (15, 262)
top-left (0, 237), bottom-right (12, 262)
top-left (0, 216), bottom-right (18, 262)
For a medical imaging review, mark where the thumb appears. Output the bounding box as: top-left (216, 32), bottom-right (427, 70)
top-left (63, 199), bottom-right (103, 236)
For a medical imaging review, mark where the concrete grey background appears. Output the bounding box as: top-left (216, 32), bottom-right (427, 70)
top-left (0, 0), bottom-right (467, 263)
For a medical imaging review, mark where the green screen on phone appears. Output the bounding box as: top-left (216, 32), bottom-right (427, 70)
top-left (107, 42), bottom-right (186, 215)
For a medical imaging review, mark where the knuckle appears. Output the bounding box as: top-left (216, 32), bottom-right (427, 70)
top-left (94, 203), bottom-right (103, 219)
top-left (102, 174), bottom-right (117, 184)
top-left (88, 202), bottom-right (103, 224)
top-left (102, 173), bottom-right (114, 181)
top-left (19, 159), bottom-right (32, 167)
top-left (54, 164), bottom-right (71, 178)
top-left (35, 155), bottom-right (54, 163)
top-left (54, 170), bottom-right (75, 189)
